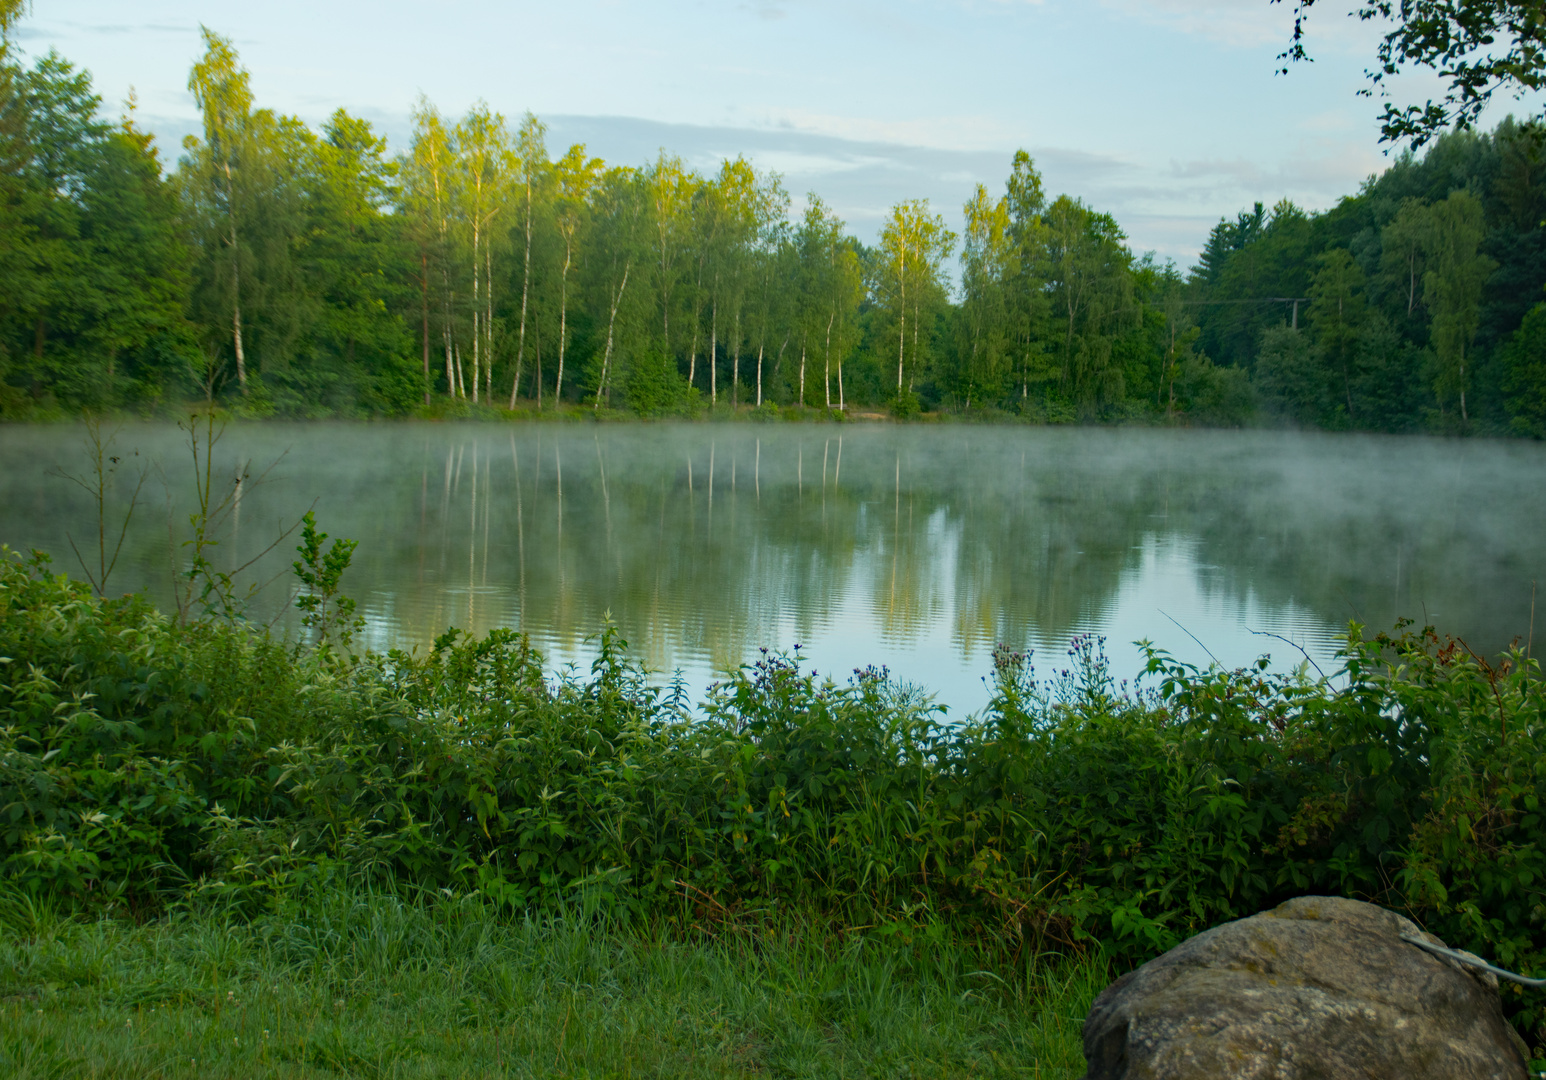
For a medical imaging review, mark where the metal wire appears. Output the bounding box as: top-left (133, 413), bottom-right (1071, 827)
top-left (1400, 933), bottom-right (1546, 988)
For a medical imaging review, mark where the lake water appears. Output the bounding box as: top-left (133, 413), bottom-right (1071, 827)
top-left (2, 422), bottom-right (1542, 713)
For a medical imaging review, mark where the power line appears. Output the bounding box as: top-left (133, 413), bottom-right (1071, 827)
top-left (1171, 297), bottom-right (1309, 305)
top-left (1171, 296), bottom-right (1310, 328)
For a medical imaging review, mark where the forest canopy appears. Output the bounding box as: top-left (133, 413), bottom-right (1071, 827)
top-left (1, 19), bottom-right (1545, 435)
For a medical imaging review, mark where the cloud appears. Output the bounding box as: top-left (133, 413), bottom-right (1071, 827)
top-left (1170, 157), bottom-right (1269, 186)
top-left (17, 20), bottom-right (189, 38)
top-left (1152, 139), bottom-right (1382, 213)
top-left (1096, 0), bottom-right (1292, 48)
top-left (111, 98), bottom-right (1385, 264)
top-left (750, 108), bottom-right (1022, 154)
top-left (128, 112), bottom-right (201, 155)
top-left (534, 115), bottom-right (1226, 255)
top-left (1296, 107), bottom-right (1358, 134)
top-left (1095, 0), bottom-right (1381, 53)
top-left (536, 115), bottom-right (1334, 261)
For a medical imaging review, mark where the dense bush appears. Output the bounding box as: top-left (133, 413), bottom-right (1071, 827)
top-left (3, 546), bottom-right (1545, 1039)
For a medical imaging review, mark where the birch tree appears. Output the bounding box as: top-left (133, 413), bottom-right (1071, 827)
top-left (645, 152), bottom-right (695, 359)
top-left (1379, 198), bottom-right (1431, 318)
top-left (795, 197), bottom-right (863, 411)
top-left (186, 27), bottom-right (254, 394)
top-left (746, 175), bottom-right (791, 407)
top-left (590, 166), bottom-right (647, 408)
top-left (795, 196), bottom-right (846, 407)
top-left (705, 157), bottom-right (758, 406)
top-left (878, 198), bottom-right (954, 398)
top-left (183, 30), bottom-right (314, 402)
top-left (959, 183), bottom-right (1013, 407)
top-left (403, 99), bottom-right (458, 397)
top-left (508, 111), bottom-right (546, 406)
top-left (549, 142), bottom-right (601, 408)
top-left (829, 238), bottom-right (862, 410)
top-left (454, 103), bottom-right (511, 403)
top-left (1044, 195), bottom-right (1133, 409)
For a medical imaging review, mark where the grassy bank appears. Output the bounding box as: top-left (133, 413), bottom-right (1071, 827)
top-left (3, 544), bottom-right (1546, 1061)
top-left (0, 887), bottom-right (1101, 1079)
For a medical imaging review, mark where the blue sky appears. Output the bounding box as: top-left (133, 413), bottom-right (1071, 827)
top-left (17, 0), bottom-right (1518, 264)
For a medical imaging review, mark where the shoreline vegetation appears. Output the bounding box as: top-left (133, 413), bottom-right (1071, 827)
top-left (2, 11), bottom-right (1545, 436)
top-left (3, 540), bottom-right (1546, 1072)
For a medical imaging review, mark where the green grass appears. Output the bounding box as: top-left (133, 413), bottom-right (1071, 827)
top-left (0, 888), bottom-right (1103, 1079)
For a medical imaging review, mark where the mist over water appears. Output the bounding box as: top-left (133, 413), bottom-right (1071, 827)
top-left (3, 422), bottom-right (1542, 713)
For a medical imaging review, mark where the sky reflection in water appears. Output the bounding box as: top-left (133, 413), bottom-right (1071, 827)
top-left (3, 423), bottom-right (1541, 715)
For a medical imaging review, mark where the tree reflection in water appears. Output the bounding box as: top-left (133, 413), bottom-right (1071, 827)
top-left (2, 422), bottom-right (1540, 711)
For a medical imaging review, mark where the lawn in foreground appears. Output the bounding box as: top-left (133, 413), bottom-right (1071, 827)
top-left (0, 888), bottom-right (1103, 1079)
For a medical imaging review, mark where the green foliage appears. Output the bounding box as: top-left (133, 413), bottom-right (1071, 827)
top-left (4, 0), bottom-right (1546, 431)
top-left (0, 50), bottom-right (192, 414)
top-left (1194, 121), bottom-right (1546, 435)
top-left (1504, 301), bottom-right (1546, 437)
top-left (291, 510), bottom-right (363, 649)
top-left (1171, 352), bottom-right (1255, 426)
top-left (1255, 325), bottom-right (1324, 425)
top-left (6, 551), bottom-right (1546, 1042)
top-left (624, 345), bottom-right (697, 416)
top-left (1283, 1), bottom-right (1546, 146)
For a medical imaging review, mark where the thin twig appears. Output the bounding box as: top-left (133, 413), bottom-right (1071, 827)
top-left (54, 417), bottom-right (149, 596)
top-left (1529, 580), bottom-right (1536, 661)
top-left (1456, 637), bottom-right (1508, 745)
top-left (1159, 609), bottom-right (1221, 669)
top-left (1247, 627), bottom-right (1326, 680)
top-left (1335, 586), bottom-right (1363, 625)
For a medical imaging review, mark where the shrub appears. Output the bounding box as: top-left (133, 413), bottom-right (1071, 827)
top-left (3, 547), bottom-right (1545, 1037)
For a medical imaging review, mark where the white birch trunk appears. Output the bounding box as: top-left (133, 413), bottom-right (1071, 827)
top-left (911, 295), bottom-right (920, 393)
top-left (732, 309), bottom-right (741, 407)
top-left (823, 308), bottom-right (834, 409)
top-left (687, 295), bottom-right (699, 388)
top-left (595, 260), bottom-right (631, 409)
top-left (896, 250), bottom-right (907, 393)
top-left (224, 162), bottom-right (248, 395)
top-left (512, 177), bottom-right (533, 408)
top-left (232, 268), bottom-right (246, 395)
top-left (555, 233), bottom-right (572, 408)
top-left (471, 216), bottom-right (481, 403)
top-left (486, 242), bottom-right (494, 401)
top-left (798, 340), bottom-right (806, 407)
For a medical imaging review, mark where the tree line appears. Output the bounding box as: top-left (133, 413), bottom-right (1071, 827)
top-left (1190, 119), bottom-right (1546, 436)
top-left (1, 14), bottom-right (1544, 433)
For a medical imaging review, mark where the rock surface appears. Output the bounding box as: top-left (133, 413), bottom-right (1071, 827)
top-left (1081, 895), bottom-right (1529, 1080)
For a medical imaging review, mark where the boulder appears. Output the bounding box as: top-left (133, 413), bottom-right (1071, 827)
top-left (1081, 895), bottom-right (1529, 1080)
